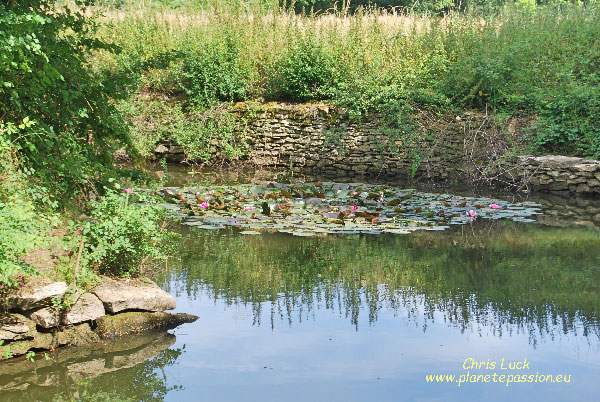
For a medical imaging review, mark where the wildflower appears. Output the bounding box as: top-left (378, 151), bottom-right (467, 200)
top-left (123, 188), bottom-right (133, 195)
top-left (199, 202), bottom-right (209, 209)
top-left (468, 210), bottom-right (477, 217)
top-left (489, 203), bottom-right (500, 209)
top-left (350, 205), bottom-right (358, 212)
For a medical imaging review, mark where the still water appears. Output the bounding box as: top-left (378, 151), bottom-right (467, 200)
top-left (1, 174), bottom-right (599, 401)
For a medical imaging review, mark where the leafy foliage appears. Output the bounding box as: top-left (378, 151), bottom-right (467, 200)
top-left (379, 101), bottom-right (423, 177)
top-left (103, 2), bottom-right (600, 159)
top-left (0, 0), bottom-right (130, 202)
top-left (0, 198), bottom-right (47, 287)
top-left (266, 37), bottom-right (337, 102)
top-left (81, 185), bottom-right (179, 277)
top-left (121, 96), bottom-right (247, 163)
top-left (440, 5), bottom-right (600, 157)
top-left (180, 36), bottom-right (254, 107)
top-left (0, 138), bottom-right (54, 287)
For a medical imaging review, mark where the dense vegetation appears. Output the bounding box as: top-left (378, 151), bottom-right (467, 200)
top-left (99, 0), bottom-right (600, 160)
top-left (0, 0), bottom-right (176, 290)
top-left (1, 0), bottom-right (599, 289)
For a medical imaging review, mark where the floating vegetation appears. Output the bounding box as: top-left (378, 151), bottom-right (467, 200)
top-left (161, 183), bottom-right (542, 236)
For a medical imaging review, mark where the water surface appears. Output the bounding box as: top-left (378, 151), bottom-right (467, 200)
top-left (1, 179), bottom-right (599, 402)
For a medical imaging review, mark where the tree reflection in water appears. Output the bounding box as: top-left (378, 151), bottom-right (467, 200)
top-left (162, 220), bottom-right (600, 348)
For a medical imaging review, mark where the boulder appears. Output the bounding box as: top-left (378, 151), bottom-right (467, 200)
top-left (0, 314), bottom-right (36, 341)
top-left (8, 282), bottom-right (68, 311)
top-left (63, 293), bottom-right (105, 325)
top-left (95, 311), bottom-right (198, 339)
top-left (92, 276), bottom-right (176, 313)
top-left (28, 308), bottom-right (59, 329)
top-left (29, 293), bottom-right (105, 328)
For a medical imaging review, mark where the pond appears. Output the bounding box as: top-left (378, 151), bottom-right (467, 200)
top-left (1, 169), bottom-right (599, 401)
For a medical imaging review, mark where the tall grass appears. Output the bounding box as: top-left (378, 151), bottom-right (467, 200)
top-left (93, 1), bottom-right (600, 158)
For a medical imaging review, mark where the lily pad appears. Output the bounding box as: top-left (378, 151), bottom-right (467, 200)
top-left (161, 182), bottom-right (543, 236)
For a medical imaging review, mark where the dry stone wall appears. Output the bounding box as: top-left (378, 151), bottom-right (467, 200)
top-left (154, 101), bottom-right (600, 195)
top-left (235, 102), bottom-right (472, 183)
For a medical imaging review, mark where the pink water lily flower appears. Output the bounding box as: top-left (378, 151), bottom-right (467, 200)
top-left (489, 203), bottom-right (500, 209)
top-left (350, 205), bottom-right (358, 211)
top-left (207, 190), bottom-right (215, 195)
top-left (244, 206), bottom-right (255, 211)
top-left (123, 188), bottom-right (133, 195)
top-left (468, 210), bottom-right (477, 217)
top-left (199, 202), bottom-right (209, 209)
top-left (351, 191), bottom-right (358, 196)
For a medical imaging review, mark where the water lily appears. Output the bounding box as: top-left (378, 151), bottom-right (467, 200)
top-left (199, 202), bottom-right (209, 209)
top-left (244, 206), bottom-right (255, 211)
top-left (207, 190), bottom-right (215, 195)
top-left (468, 210), bottom-right (477, 217)
top-left (350, 205), bottom-right (358, 212)
top-left (489, 203), bottom-right (500, 209)
top-left (123, 188), bottom-right (133, 195)
top-left (351, 191), bottom-right (357, 196)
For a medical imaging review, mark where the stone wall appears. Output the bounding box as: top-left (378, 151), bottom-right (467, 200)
top-left (235, 102), bottom-right (483, 183)
top-left (515, 155), bottom-right (600, 194)
top-left (154, 101), bottom-right (600, 195)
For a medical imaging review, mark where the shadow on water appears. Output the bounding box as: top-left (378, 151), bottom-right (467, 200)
top-left (0, 331), bottom-right (183, 401)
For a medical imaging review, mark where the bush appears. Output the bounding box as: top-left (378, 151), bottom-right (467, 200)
top-left (181, 37), bottom-right (253, 107)
top-left (440, 5), bottom-right (600, 157)
top-left (266, 37), bottom-right (338, 102)
top-left (0, 198), bottom-right (47, 287)
top-left (530, 84), bottom-right (600, 156)
top-left (81, 185), bottom-right (179, 277)
top-left (0, 0), bottom-right (130, 202)
top-left (103, 2), bottom-right (600, 159)
top-left (121, 96), bottom-right (247, 163)
top-left (0, 139), bottom-right (55, 287)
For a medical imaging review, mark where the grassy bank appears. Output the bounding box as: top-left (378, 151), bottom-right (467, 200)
top-left (94, 1), bottom-right (600, 160)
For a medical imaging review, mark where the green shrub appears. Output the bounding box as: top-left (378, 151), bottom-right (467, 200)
top-left (0, 138), bottom-right (54, 287)
top-left (440, 5), bottom-right (600, 157)
top-left (0, 198), bottom-right (47, 287)
top-left (181, 38), bottom-right (253, 106)
top-left (266, 37), bottom-right (338, 102)
top-left (0, 0), bottom-right (130, 203)
top-left (121, 96), bottom-right (247, 163)
top-left (170, 105), bottom-right (248, 163)
top-left (102, 2), bottom-right (600, 159)
top-left (530, 84), bottom-right (600, 156)
top-left (81, 185), bottom-right (179, 277)
top-left (379, 100), bottom-right (423, 177)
